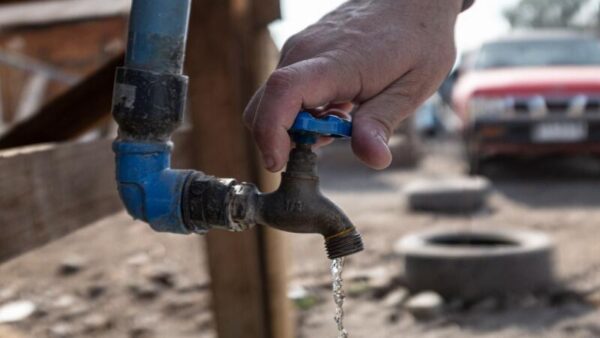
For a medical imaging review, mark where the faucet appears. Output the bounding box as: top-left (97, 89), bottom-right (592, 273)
top-left (112, 0), bottom-right (363, 259)
top-left (183, 113), bottom-right (364, 258)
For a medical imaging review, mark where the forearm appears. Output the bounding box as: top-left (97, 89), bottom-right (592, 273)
top-left (462, 0), bottom-right (475, 11)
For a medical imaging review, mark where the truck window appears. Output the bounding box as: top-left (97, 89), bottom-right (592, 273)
top-left (475, 38), bottom-right (600, 69)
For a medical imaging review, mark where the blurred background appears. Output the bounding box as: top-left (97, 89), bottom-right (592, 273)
top-left (0, 0), bottom-right (600, 337)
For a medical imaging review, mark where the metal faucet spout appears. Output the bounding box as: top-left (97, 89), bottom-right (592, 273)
top-left (260, 145), bottom-right (363, 256)
top-left (181, 144), bottom-right (364, 259)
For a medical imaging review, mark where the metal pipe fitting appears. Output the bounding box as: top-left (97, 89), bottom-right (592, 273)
top-left (182, 144), bottom-right (364, 259)
top-left (113, 142), bottom-right (193, 233)
top-left (112, 0), bottom-right (192, 233)
top-left (113, 0), bottom-right (363, 259)
top-left (256, 144), bottom-right (364, 259)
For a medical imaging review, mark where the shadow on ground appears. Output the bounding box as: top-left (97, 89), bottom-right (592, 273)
top-left (317, 141), bottom-right (400, 193)
top-left (447, 291), bottom-right (599, 337)
top-left (481, 156), bottom-right (600, 209)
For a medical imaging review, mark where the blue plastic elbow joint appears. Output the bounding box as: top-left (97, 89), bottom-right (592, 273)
top-left (114, 142), bottom-right (193, 234)
top-left (112, 0), bottom-right (193, 234)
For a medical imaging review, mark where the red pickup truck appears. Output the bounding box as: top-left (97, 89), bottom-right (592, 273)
top-left (451, 31), bottom-right (600, 174)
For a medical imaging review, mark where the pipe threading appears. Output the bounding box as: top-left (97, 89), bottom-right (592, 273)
top-left (325, 229), bottom-right (364, 259)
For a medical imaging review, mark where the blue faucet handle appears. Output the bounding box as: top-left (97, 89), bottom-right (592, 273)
top-left (289, 111), bottom-right (352, 144)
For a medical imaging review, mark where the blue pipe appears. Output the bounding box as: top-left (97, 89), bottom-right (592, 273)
top-left (113, 142), bottom-right (192, 234)
top-left (113, 0), bottom-right (192, 234)
top-left (126, 0), bottom-right (191, 74)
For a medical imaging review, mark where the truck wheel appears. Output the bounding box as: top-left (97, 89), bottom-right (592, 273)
top-left (396, 228), bottom-right (555, 300)
top-left (463, 134), bottom-right (482, 176)
top-left (467, 154), bottom-right (482, 176)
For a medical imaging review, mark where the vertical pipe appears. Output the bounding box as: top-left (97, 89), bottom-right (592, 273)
top-left (114, 0), bottom-right (191, 141)
top-left (112, 0), bottom-right (193, 234)
top-left (126, 0), bottom-right (192, 74)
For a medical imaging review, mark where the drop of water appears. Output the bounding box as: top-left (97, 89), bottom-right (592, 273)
top-left (331, 257), bottom-right (348, 338)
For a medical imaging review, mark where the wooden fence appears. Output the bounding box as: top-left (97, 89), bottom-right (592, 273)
top-left (0, 1), bottom-right (293, 337)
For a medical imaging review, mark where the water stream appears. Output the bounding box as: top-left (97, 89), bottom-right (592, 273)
top-left (331, 257), bottom-right (348, 338)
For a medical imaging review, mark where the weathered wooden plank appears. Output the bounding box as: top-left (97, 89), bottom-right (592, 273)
top-left (0, 53), bottom-right (123, 149)
top-left (0, 138), bottom-right (119, 264)
top-left (0, 51), bottom-right (77, 86)
top-left (0, 129), bottom-right (193, 264)
top-left (14, 73), bottom-right (48, 121)
top-left (0, 16), bottom-right (125, 128)
top-left (0, 0), bottom-right (130, 28)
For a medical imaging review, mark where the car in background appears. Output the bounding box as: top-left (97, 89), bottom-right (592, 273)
top-left (451, 31), bottom-right (600, 174)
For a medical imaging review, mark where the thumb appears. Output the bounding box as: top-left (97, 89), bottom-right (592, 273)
top-left (251, 56), bottom-right (359, 171)
top-left (351, 86), bottom-right (420, 169)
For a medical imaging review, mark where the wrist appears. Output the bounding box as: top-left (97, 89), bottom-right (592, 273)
top-left (424, 0), bottom-right (464, 16)
top-left (462, 0), bottom-right (475, 11)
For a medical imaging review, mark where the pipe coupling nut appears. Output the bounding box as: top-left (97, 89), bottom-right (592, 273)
top-left (182, 172), bottom-right (258, 233)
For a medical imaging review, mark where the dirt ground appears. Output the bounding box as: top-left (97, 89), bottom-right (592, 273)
top-left (1, 137), bottom-right (600, 338)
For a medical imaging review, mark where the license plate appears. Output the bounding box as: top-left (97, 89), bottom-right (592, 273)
top-left (532, 121), bottom-right (588, 143)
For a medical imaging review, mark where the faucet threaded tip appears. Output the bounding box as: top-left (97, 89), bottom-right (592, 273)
top-left (325, 228), bottom-right (364, 259)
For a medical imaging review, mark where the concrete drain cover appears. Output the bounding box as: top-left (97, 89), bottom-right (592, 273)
top-left (395, 228), bottom-right (555, 300)
top-left (403, 177), bottom-right (491, 212)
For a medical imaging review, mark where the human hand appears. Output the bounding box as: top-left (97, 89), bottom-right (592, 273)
top-left (244, 0), bottom-right (463, 171)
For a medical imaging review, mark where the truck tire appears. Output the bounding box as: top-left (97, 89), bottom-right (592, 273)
top-left (396, 228), bottom-right (555, 300)
top-left (464, 136), bottom-right (483, 176)
top-left (467, 154), bottom-right (483, 176)
top-left (404, 177), bottom-right (491, 213)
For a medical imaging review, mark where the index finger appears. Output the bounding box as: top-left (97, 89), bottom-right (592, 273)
top-left (252, 56), bottom-right (359, 171)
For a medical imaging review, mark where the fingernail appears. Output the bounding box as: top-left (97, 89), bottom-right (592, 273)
top-left (263, 155), bottom-right (276, 171)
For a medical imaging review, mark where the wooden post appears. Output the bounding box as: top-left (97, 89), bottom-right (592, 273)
top-left (252, 28), bottom-right (294, 338)
top-left (185, 1), bottom-right (293, 338)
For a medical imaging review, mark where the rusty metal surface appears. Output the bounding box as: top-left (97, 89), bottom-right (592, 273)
top-left (183, 144), bottom-right (364, 259)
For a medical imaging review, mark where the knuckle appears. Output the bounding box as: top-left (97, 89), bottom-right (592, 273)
top-left (252, 123), bottom-right (269, 143)
top-left (281, 34), bottom-right (300, 55)
top-left (252, 125), bottom-right (281, 152)
top-left (320, 50), bottom-right (354, 74)
top-left (265, 68), bottom-right (297, 94)
top-left (371, 115), bottom-right (395, 137)
top-left (243, 91), bottom-right (264, 128)
top-left (388, 82), bottom-right (423, 109)
top-left (436, 49), bottom-right (457, 77)
top-left (242, 109), bottom-right (254, 127)
top-left (281, 34), bottom-right (312, 60)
